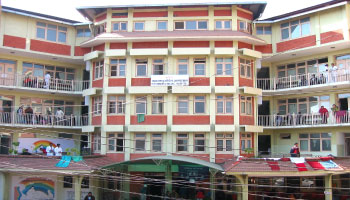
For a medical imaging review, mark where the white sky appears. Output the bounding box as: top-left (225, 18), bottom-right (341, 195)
top-left (2, 0), bottom-right (329, 22)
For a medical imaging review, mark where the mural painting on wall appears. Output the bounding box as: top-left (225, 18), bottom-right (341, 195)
top-left (18, 138), bottom-right (75, 153)
top-left (13, 177), bottom-right (55, 200)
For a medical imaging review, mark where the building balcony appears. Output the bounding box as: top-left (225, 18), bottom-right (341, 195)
top-left (257, 71), bottom-right (350, 95)
top-left (0, 112), bottom-right (88, 129)
top-left (259, 111), bottom-right (350, 129)
top-left (0, 74), bottom-right (89, 95)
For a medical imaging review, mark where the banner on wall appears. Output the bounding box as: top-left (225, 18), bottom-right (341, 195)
top-left (12, 176), bottom-right (55, 200)
top-left (18, 138), bottom-right (75, 153)
top-left (151, 75), bottom-right (189, 86)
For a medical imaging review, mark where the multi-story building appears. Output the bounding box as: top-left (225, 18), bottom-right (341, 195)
top-left (0, 1), bottom-right (349, 200)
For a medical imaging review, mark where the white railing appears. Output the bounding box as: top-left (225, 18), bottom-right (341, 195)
top-left (258, 111), bottom-right (350, 127)
top-left (257, 70), bottom-right (350, 91)
top-left (0, 112), bottom-right (88, 127)
top-left (0, 74), bottom-right (89, 92)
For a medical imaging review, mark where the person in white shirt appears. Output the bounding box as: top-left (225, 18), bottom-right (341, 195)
top-left (55, 108), bottom-right (65, 125)
top-left (331, 63), bottom-right (338, 82)
top-left (54, 144), bottom-right (63, 157)
top-left (46, 143), bottom-right (54, 156)
top-left (44, 72), bottom-right (51, 89)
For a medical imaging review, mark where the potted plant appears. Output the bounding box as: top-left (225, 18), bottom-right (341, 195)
top-left (8, 149), bottom-right (14, 155)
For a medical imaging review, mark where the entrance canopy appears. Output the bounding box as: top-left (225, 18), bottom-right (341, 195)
top-left (103, 155), bottom-right (223, 171)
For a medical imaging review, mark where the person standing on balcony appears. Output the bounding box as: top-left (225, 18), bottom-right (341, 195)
top-left (54, 144), bottom-right (62, 156)
top-left (319, 106), bottom-right (329, 124)
top-left (44, 72), bottom-right (51, 89)
top-left (55, 108), bottom-right (64, 125)
top-left (46, 143), bottom-right (54, 156)
top-left (17, 105), bottom-right (24, 124)
top-left (290, 143), bottom-right (300, 157)
top-left (24, 106), bottom-right (33, 124)
top-left (331, 63), bottom-right (338, 82)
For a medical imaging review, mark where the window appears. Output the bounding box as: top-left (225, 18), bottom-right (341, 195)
top-left (194, 96), bottom-right (205, 114)
top-left (216, 133), bottom-right (234, 152)
top-left (177, 96), bottom-right (189, 114)
top-left (93, 134), bottom-right (101, 152)
top-left (81, 177), bottom-right (89, 188)
top-left (240, 96), bottom-right (252, 115)
top-left (177, 59), bottom-right (188, 75)
top-left (94, 60), bottom-right (104, 79)
top-left (108, 133), bottom-right (124, 152)
top-left (215, 20), bottom-right (231, 30)
top-left (157, 21), bottom-right (167, 30)
top-left (241, 133), bottom-right (252, 151)
top-left (177, 133), bottom-right (188, 152)
top-left (152, 96), bottom-right (163, 114)
top-left (194, 58), bottom-right (206, 76)
top-left (112, 13), bottom-right (128, 18)
top-left (277, 96), bottom-right (330, 114)
top-left (136, 97), bottom-right (147, 114)
top-left (110, 59), bottom-right (126, 77)
top-left (112, 22), bottom-right (127, 31)
top-left (151, 134), bottom-right (162, 152)
top-left (63, 176), bottom-right (73, 188)
top-left (93, 24), bottom-right (105, 36)
top-left (238, 20), bottom-right (251, 33)
top-left (281, 17), bottom-right (310, 40)
top-left (277, 58), bottom-right (328, 78)
top-left (256, 26), bottom-right (271, 35)
top-left (216, 58), bottom-right (233, 75)
top-left (299, 133), bottom-right (331, 152)
top-left (153, 59), bottom-right (164, 75)
top-left (36, 22), bottom-right (67, 43)
top-left (174, 21), bottom-right (208, 30)
top-left (93, 96), bottom-right (102, 115)
top-left (77, 28), bottom-right (91, 37)
top-left (194, 133), bottom-right (205, 152)
top-left (108, 96), bottom-right (125, 114)
top-left (136, 59), bottom-right (147, 77)
top-left (23, 63), bottom-right (75, 80)
top-left (134, 22), bottom-right (145, 31)
top-left (20, 97), bottom-right (74, 115)
top-left (135, 133), bottom-right (146, 151)
top-left (216, 96), bottom-right (233, 114)
top-left (240, 58), bottom-right (251, 78)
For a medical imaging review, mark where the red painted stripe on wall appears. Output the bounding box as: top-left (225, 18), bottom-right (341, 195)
top-left (276, 35), bottom-right (316, 52)
top-left (93, 43), bottom-right (105, 51)
top-left (215, 41), bottom-right (233, 47)
top-left (215, 77), bottom-right (234, 86)
top-left (237, 9), bottom-right (253, 20)
top-left (74, 46), bottom-right (91, 56)
top-left (238, 42), bottom-right (253, 49)
top-left (130, 115), bottom-right (167, 125)
top-left (110, 43), bottom-right (127, 49)
top-left (132, 42), bottom-right (168, 49)
top-left (216, 115), bottom-right (234, 124)
top-left (214, 10), bottom-right (231, 16)
top-left (320, 29), bottom-right (344, 44)
top-left (173, 41), bottom-right (209, 48)
top-left (255, 44), bottom-right (272, 54)
top-left (133, 11), bottom-right (168, 17)
top-left (107, 115), bottom-right (125, 125)
top-left (173, 10), bottom-right (208, 17)
top-left (30, 39), bottom-right (71, 56)
top-left (173, 115), bottom-right (210, 125)
top-left (95, 13), bottom-right (107, 22)
top-left (3, 35), bottom-right (26, 49)
top-left (189, 77), bottom-right (210, 86)
top-left (131, 78), bottom-right (151, 86)
top-left (92, 79), bottom-right (103, 88)
top-left (92, 116), bottom-right (102, 125)
top-left (108, 78), bottom-right (126, 87)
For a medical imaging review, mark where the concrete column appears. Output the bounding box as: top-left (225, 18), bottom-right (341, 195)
top-left (209, 41), bottom-right (216, 162)
top-left (209, 169), bottom-right (217, 200)
top-left (325, 174), bottom-right (333, 200)
top-left (121, 165), bottom-right (130, 200)
top-left (0, 172), bottom-right (5, 200)
top-left (236, 175), bottom-right (248, 200)
top-left (165, 161), bottom-right (172, 193)
top-left (233, 53), bottom-right (241, 156)
top-left (74, 176), bottom-right (84, 200)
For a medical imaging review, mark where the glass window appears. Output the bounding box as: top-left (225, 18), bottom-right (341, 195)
top-left (135, 97), bottom-right (146, 114)
top-left (177, 96), bottom-right (189, 114)
top-left (134, 22), bottom-right (144, 31)
top-left (108, 96), bottom-right (125, 114)
top-left (174, 21), bottom-right (184, 30)
top-left (216, 58), bottom-right (233, 75)
top-left (194, 58), bottom-right (206, 76)
top-left (110, 59), bottom-right (126, 77)
top-left (241, 96), bottom-right (252, 115)
top-left (94, 60), bottom-right (104, 79)
top-left (113, 22), bottom-right (127, 31)
top-left (194, 96), bottom-right (205, 114)
top-left (216, 133), bottom-right (234, 152)
top-left (135, 133), bottom-right (146, 151)
top-left (152, 134), bottom-right (162, 152)
top-left (198, 21), bottom-right (208, 29)
top-left (256, 26), bottom-right (264, 35)
top-left (136, 59), bottom-right (147, 77)
top-left (216, 96), bottom-right (233, 114)
top-left (177, 59), bottom-right (188, 75)
top-left (152, 96), bottom-right (163, 114)
top-left (177, 133), bottom-right (188, 152)
top-left (153, 59), bottom-right (164, 75)
top-left (186, 21), bottom-right (197, 30)
top-left (157, 21), bottom-right (167, 30)
top-left (36, 22), bottom-right (67, 43)
top-left (194, 133), bottom-right (205, 151)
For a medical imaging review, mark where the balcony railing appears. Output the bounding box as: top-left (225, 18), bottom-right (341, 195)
top-left (258, 111), bottom-right (350, 127)
top-left (0, 74), bottom-right (89, 92)
top-left (257, 71), bottom-right (350, 91)
top-left (0, 112), bottom-right (88, 128)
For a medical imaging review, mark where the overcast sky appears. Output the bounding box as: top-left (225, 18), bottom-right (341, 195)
top-left (2, 0), bottom-right (329, 22)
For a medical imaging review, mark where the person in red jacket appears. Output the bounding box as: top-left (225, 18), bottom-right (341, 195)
top-left (319, 106), bottom-right (329, 124)
top-left (196, 190), bottom-right (205, 200)
top-left (290, 143), bottom-right (300, 157)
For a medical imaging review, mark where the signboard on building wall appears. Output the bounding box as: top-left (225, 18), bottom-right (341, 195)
top-left (178, 166), bottom-right (209, 180)
top-left (18, 138), bottom-right (75, 153)
top-left (151, 75), bottom-right (189, 86)
top-left (11, 176), bottom-right (56, 200)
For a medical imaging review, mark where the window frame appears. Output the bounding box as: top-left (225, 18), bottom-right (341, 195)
top-left (93, 96), bottom-right (102, 116)
top-left (194, 95), bottom-right (206, 114)
top-left (94, 60), bottom-right (104, 80)
top-left (77, 28), bottom-right (91, 37)
top-left (93, 133), bottom-right (101, 152)
top-left (108, 133), bottom-right (124, 152)
top-left (136, 59), bottom-right (148, 77)
top-left (216, 58), bottom-right (233, 76)
top-left (280, 17), bottom-right (310, 41)
top-left (112, 22), bottom-right (128, 32)
top-left (152, 96), bottom-right (164, 115)
top-left (256, 26), bottom-right (272, 35)
top-left (110, 58), bottom-right (126, 77)
top-left (177, 96), bottom-right (189, 114)
top-left (135, 96), bottom-right (147, 114)
top-left (215, 20), bottom-right (232, 30)
top-left (152, 59), bottom-right (165, 75)
top-left (134, 21), bottom-right (145, 31)
top-left (216, 96), bottom-right (233, 114)
top-left (194, 58), bottom-right (206, 76)
top-left (239, 58), bottom-right (252, 79)
top-left (238, 20), bottom-right (251, 34)
top-left (216, 133), bottom-right (234, 152)
top-left (194, 133), bottom-right (206, 152)
top-left (36, 22), bottom-right (67, 43)
top-left (299, 133), bottom-right (332, 152)
top-left (174, 20), bottom-right (208, 30)
top-left (240, 133), bottom-right (252, 152)
top-left (135, 133), bottom-right (146, 152)
top-left (240, 96), bottom-right (253, 116)
top-left (157, 21), bottom-right (168, 31)
top-left (176, 133), bottom-right (188, 152)
top-left (151, 133), bottom-right (162, 152)
top-left (177, 58), bottom-right (189, 75)
top-left (107, 96), bottom-right (125, 115)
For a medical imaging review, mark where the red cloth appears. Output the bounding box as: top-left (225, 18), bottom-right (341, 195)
top-left (307, 161), bottom-right (325, 170)
top-left (295, 163), bottom-right (308, 171)
top-left (280, 158), bottom-right (290, 161)
top-left (267, 161), bottom-right (280, 171)
top-left (320, 157), bottom-right (333, 161)
top-left (319, 107), bottom-right (329, 116)
top-left (196, 191), bottom-right (204, 199)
